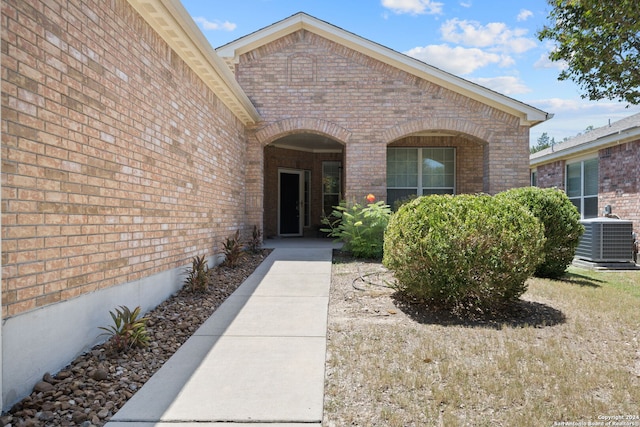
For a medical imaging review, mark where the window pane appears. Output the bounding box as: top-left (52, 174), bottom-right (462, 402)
top-left (583, 158), bottom-right (598, 196)
top-left (387, 148), bottom-right (418, 188)
top-left (583, 196), bottom-right (598, 218)
top-left (422, 148), bottom-right (454, 191)
top-left (323, 162), bottom-right (340, 194)
top-left (423, 188), bottom-right (454, 195)
top-left (387, 189), bottom-right (417, 209)
top-left (566, 163), bottom-right (582, 197)
top-left (569, 197), bottom-right (581, 214)
top-left (323, 195), bottom-right (340, 217)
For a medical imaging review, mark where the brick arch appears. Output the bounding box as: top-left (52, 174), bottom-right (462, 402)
top-left (382, 117), bottom-right (493, 144)
top-left (254, 118), bottom-right (352, 146)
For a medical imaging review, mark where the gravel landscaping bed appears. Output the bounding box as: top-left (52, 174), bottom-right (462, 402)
top-left (2, 250), bottom-right (271, 427)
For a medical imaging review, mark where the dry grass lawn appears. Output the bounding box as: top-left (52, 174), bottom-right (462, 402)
top-left (323, 253), bottom-right (640, 427)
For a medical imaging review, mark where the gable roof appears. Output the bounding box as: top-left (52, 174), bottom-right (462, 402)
top-left (217, 12), bottom-right (551, 127)
top-left (126, 0), bottom-right (260, 124)
top-left (530, 112), bottom-right (640, 167)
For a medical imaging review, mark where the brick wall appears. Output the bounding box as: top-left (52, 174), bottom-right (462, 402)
top-left (535, 160), bottom-right (565, 190)
top-left (533, 141), bottom-right (640, 236)
top-left (599, 141), bottom-right (640, 235)
top-left (1, 0), bottom-right (248, 318)
top-left (237, 29), bottom-right (530, 217)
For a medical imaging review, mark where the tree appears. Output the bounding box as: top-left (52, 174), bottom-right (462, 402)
top-left (538, 0), bottom-right (640, 104)
top-left (530, 132), bottom-right (556, 154)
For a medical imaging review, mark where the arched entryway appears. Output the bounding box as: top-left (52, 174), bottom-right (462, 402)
top-left (264, 133), bottom-right (345, 238)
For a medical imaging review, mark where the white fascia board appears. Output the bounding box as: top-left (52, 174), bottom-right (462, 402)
top-left (127, 0), bottom-right (261, 124)
top-left (530, 126), bottom-right (640, 167)
top-left (217, 13), bottom-right (550, 126)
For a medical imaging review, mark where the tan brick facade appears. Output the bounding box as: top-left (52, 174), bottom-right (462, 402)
top-left (1, 5), bottom-right (544, 407)
top-left (599, 141), bottom-right (640, 232)
top-left (2, 0), bottom-right (248, 319)
top-left (237, 30), bottom-right (530, 235)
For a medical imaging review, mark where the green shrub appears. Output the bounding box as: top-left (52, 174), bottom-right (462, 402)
top-left (184, 255), bottom-right (209, 292)
top-left (392, 193), bottom-right (418, 212)
top-left (98, 305), bottom-right (149, 352)
top-left (247, 225), bottom-right (263, 254)
top-left (383, 194), bottom-right (545, 312)
top-left (321, 200), bottom-right (392, 259)
top-left (222, 229), bottom-right (244, 268)
top-left (498, 187), bottom-right (584, 278)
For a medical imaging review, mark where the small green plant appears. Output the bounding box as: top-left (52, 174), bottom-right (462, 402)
top-left (247, 225), bottom-right (262, 254)
top-left (98, 305), bottom-right (149, 352)
top-left (383, 194), bottom-right (545, 313)
top-left (222, 229), bottom-right (244, 268)
top-left (321, 196), bottom-right (391, 259)
top-left (184, 255), bottom-right (209, 292)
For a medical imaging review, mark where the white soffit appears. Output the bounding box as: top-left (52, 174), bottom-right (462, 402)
top-left (217, 13), bottom-right (550, 127)
top-left (126, 0), bottom-right (260, 125)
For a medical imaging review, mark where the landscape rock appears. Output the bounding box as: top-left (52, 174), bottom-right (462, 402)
top-left (33, 382), bottom-right (54, 393)
top-left (4, 250), bottom-right (270, 426)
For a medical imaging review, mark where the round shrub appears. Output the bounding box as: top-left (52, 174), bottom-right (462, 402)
top-left (383, 194), bottom-right (545, 312)
top-left (498, 187), bottom-right (584, 279)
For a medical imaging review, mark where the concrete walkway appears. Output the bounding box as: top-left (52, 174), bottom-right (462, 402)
top-left (106, 238), bottom-right (339, 427)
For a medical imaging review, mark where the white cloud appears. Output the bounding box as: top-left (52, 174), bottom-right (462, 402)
top-left (517, 9), bottom-right (533, 22)
top-left (193, 17), bottom-right (236, 31)
top-left (532, 98), bottom-right (624, 113)
top-left (381, 0), bottom-right (444, 15)
top-left (405, 44), bottom-right (503, 75)
top-left (440, 18), bottom-right (537, 54)
top-left (533, 53), bottom-right (567, 70)
top-left (470, 76), bottom-right (531, 95)
top-left (460, 1), bottom-right (472, 7)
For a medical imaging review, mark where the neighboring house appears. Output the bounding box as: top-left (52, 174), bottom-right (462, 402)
top-left (1, 0), bottom-right (549, 409)
top-left (530, 113), bottom-right (640, 239)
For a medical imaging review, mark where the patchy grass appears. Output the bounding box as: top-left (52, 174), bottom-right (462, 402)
top-left (324, 255), bottom-right (640, 427)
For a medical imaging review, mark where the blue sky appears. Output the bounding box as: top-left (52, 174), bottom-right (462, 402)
top-left (180, 0), bottom-right (640, 145)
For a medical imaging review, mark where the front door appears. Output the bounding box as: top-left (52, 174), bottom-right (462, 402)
top-left (278, 169), bottom-right (304, 236)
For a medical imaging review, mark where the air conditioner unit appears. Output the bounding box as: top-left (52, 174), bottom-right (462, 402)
top-left (575, 218), bottom-right (634, 263)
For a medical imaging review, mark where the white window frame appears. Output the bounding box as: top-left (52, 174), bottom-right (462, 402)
top-left (565, 156), bottom-right (598, 219)
top-left (387, 147), bottom-right (456, 206)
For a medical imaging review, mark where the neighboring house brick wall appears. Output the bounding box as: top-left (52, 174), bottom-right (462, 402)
top-left (536, 160), bottom-right (565, 190)
top-left (533, 141), bottom-right (640, 236)
top-left (238, 30), bottom-right (530, 210)
top-left (1, 0), bottom-right (247, 318)
top-left (599, 140), bottom-right (640, 234)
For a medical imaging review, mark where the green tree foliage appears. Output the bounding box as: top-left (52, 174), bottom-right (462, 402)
top-left (530, 132), bottom-right (556, 153)
top-left (538, 0), bottom-right (640, 104)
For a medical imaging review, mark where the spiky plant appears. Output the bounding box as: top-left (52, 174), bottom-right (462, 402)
top-left (98, 305), bottom-right (149, 352)
top-left (184, 255), bottom-right (209, 292)
top-left (222, 230), bottom-right (244, 268)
